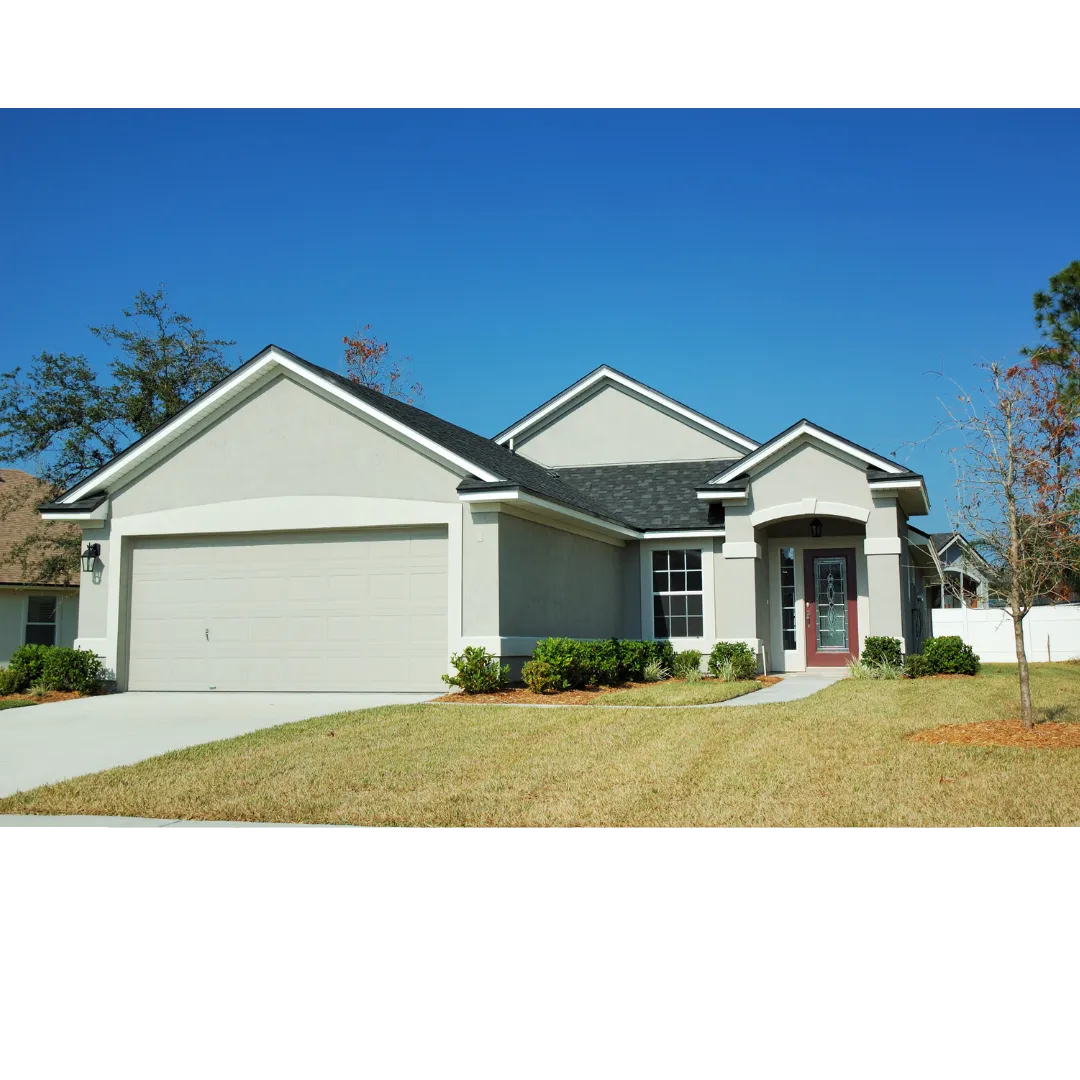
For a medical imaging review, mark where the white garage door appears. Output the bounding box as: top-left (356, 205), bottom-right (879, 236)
top-left (126, 528), bottom-right (448, 691)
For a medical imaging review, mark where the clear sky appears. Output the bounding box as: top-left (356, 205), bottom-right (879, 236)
top-left (2, 109), bottom-right (1077, 530)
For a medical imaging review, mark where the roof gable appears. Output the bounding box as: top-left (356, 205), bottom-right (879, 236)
top-left (707, 419), bottom-right (908, 485)
top-left (493, 366), bottom-right (759, 454)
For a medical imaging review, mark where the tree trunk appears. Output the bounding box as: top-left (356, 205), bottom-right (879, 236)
top-left (1012, 597), bottom-right (1034, 729)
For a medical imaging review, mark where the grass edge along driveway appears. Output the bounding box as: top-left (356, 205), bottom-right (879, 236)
top-left (1, 663), bottom-right (1078, 827)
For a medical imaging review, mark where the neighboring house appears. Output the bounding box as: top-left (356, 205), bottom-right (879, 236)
top-left (39, 347), bottom-right (934, 691)
top-left (0, 469), bottom-right (79, 662)
top-left (924, 531), bottom-right (991, 609)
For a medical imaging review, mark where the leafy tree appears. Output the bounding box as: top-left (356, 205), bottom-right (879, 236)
top-left (1024, 260), bottom-right (1080, 409)
top-left (342, 325), bottom-right (422, 402)
top-left (0, 288), bottom-right (236, 579)
top-left (936, 352), bottom-right (1079, 727)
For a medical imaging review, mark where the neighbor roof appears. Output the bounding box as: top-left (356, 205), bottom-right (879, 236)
top-left (556, 461), bottom-right (730, 530)
top-left (0, 470), bottom-right (79, 586)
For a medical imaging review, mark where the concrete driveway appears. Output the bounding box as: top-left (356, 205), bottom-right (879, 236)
top-left (0, 692), bottom-right (432, 798)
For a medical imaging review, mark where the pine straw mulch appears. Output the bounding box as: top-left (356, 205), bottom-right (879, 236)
top-left (0, 690), bottom-right (86, 705)
top-left (909, 719), bottom-right (1080, 750)
top-left (434, 675), bottom-right (781, 706)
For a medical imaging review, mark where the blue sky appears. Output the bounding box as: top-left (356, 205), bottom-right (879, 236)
top-left (2, 109), bottom-right (1077, 530)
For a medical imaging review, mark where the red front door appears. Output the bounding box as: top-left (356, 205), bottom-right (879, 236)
top-left (803, 548), bottom-right (859, 666)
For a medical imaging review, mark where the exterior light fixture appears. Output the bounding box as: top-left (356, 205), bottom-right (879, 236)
top-left (809, 518), bottom-right (823, 538)
top-left (81, 542), bottom-right (101, 574)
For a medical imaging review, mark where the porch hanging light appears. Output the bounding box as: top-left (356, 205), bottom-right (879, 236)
top-left (809, 518), bottom-right (823, 538)
top-left (81, 542), bottom-right (101, 574)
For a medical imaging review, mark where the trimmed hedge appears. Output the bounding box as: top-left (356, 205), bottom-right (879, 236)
top-left (921, 635), bottom-right (981, 676)
top-left (708, 641), bottom-right (757, 681)
top-left (522, 637), bottom-right (677, 693)
top-left (862, 636), bottom-right (902, 669)
top-left (2, 645), bottom-right (105, 695)
top-left (672, 649), bottom-right (703, 679)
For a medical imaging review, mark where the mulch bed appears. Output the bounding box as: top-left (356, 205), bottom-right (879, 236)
top-left (0, 691), bottom-right (85, 705)
top-left (909, 719), bottom-right (1080, 750)
top-left (434, 675), bottom-right (780, 706)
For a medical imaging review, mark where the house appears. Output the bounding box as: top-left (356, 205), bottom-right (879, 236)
top-left (924, 531), bottom-right (991, 609)
top-left (0, 469), bottom-right (80, 661)
top-left (39, 347), bottom-right (934, 691)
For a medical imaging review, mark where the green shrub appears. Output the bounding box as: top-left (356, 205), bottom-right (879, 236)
top-left (521, 659), bottom-right (562, 694)
top-left (0, 666), bottom-right (22, 695)
top-left (6, 644), bottom-right (52, 693)
top-left (922, 635), bottom-right (980, 676)
top-left (577, 639), bottom-right (620, 686)
top-left (441, 646), bottom-right (509, 694)
top-left (862, 636), bottom-right (902, 668)
top-left (672, 649), bottom-right (703, 679)
top-left (904, 653), bottom-right (931, 678)
top-left (40, 648), bottom-right (106, 694)
top-left (529, 637), bottom-right (582, 690)
top-left (708, 641), bottom-right (757, 681)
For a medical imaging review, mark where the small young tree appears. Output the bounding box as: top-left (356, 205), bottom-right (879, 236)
top-left (0, 288), bottom-right (236, 579)
top-left (937, 352), bottom-right (1079, 727)
top-left (342, 325), bottom-right (421, 402)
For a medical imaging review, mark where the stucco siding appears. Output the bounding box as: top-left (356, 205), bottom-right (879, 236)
top-left (497, 513), bottom-right (629, 638)
top-left (749, 439), bottom-right (875, 514)
top-left (515, 384), bottom-right (745, 467)
top-left (110, 374), bottom-right (463, 518)
top-left (462, 510), bottom-right (500, 636)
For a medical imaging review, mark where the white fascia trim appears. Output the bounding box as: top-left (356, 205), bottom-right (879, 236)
top-left (696, 490), bottom-right (747, 503)
top-left (643, 529), bottom-right (726, 539)
top-left (40, 512), bottom-right (108, 525)
top-left (868, 478), bottom-right (924, 490)
top-left (62, 348), bottom-right (503, 503)
top-left (494, 367), bottom-right (759, 452)
top-left (459, 488), bottom-right (640, 540)
top-left (708, 422), bottom-right (904, 484)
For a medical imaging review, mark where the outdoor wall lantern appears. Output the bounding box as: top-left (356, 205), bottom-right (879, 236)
top-left (81, 542), bottom-right (101, 575)
top-left (809, 518), bottom-right (823, 538)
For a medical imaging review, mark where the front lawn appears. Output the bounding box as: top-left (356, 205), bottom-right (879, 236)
top-left (435, 677), bottom-right (764, 707)
top-left (2, 662), bottom-right (1078, 826)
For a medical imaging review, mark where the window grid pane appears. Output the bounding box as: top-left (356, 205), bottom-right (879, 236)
top-left (651, 548), bottom-right (704, 639)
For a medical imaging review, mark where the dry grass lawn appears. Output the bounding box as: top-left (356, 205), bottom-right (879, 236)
top-left (2, 662), bottom-right (1079, 826)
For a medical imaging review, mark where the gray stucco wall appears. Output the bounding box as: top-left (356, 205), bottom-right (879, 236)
top-left (749, 439), bottom-right (876, 513)
top-left (462, 509), bottom-right (500, 637)
top-left (497, 513), bottom-right (634, 638)
top-left (515, 384), bottom-right (745, 467)
top-left (110, 374), bottom-right (463, 518)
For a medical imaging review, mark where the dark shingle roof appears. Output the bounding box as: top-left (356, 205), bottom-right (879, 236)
top-left (556, 461), bottom-right (734, 530)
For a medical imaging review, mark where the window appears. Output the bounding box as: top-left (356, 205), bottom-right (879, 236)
top-left (652, 549), bottom-right (703, 638)
top-left (26, 595), bottom-right (57, 646)
top-left (779, 547), bottom-right (796, 651)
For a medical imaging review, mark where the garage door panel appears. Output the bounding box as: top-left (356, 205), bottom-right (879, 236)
top-left (127, 527), bottom-right (448, 691)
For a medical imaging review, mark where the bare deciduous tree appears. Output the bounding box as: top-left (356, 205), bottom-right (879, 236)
top-left (936, 352), bottom-right (1079, 727)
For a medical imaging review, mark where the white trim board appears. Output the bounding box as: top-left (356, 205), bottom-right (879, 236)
top-left (708, 421), bottom-right (905, 484)
top-left (493, 367), bottom-right (759, 452)
top-left (60, 348), bottom-right (504, 505)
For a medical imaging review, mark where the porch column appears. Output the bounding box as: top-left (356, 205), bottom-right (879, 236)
top-left (716, 507), bottom-right (763, 648)
top-left (864, 500), bottom-right (904, 643)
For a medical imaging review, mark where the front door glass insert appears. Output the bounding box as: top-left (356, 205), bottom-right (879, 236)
top-left (813, 556), bottom-right (848, 651)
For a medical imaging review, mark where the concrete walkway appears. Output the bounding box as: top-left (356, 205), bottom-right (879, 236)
top-left (0, 691), bottom-right (433, 798)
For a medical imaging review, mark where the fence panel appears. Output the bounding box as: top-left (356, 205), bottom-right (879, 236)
top-left (931, 605), bottom-right (1080, 663)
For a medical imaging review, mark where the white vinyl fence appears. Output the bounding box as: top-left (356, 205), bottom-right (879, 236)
top-left (931, 605), bottom-right (1080, 663)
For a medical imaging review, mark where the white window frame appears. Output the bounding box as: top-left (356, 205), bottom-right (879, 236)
top-left (639, 538), bottom-right (716, 649)
top-left (24, 592), bottom-right (59, 647)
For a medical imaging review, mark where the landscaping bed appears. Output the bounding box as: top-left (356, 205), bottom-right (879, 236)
top-left (909, 718), bottom-right (1080, 749)
top-left (432, 675), bottom-right (778, 707)
top-left (0, 691), bottom-right (86, 707)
